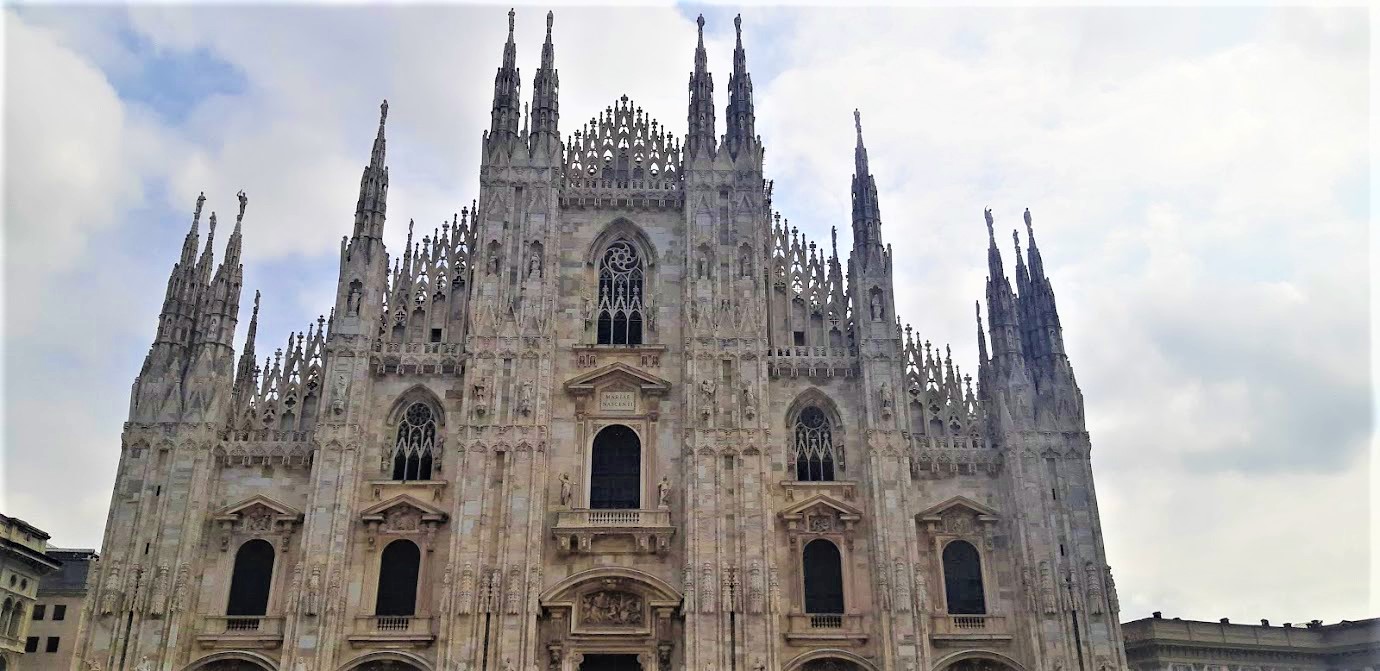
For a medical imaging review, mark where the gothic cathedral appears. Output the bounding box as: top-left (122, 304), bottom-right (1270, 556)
top-left (76, 12), bottom-right (1126, 671)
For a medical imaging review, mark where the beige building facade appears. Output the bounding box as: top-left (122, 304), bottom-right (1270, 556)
top-left (0, 514), bottom-right (62, 671)
top-left (1123, 614), bottom-right (1379, 671)
top-left (27, 550), bottom-right (99, 671)
top-left (76, 11), bottom-right (1125, 671)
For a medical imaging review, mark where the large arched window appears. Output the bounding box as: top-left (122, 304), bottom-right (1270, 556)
top-left (375, 539), bottom-right (421, 616)
top-left (802, 539), bottom-right (845, 614)
top-left (589, 425), bottom-right (640, 509)
top-left (793, 406), bottom-right (837, 481)
top-left (942, 540), bottom-right (986, 615)
top-left (392, 403), bottom-right (437, 481)
top-left (226, 539), bottom-right (275, 617)
top-left (596, 241), bottom-right (644, 345)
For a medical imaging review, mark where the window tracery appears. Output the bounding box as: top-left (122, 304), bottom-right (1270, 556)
top-left (596, 241), bottom-right (645, 346)
top-left (392, 402), bottom-right (437, 481)
top-left (793, 406), bottom-right (839, 481)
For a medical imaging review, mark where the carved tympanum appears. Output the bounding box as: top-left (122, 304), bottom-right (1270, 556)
top-left (579, 589), bottom-right (644, 626)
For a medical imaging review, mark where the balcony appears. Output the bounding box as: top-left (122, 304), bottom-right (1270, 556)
top-left (551, 508), bottom-right (674, 555)
top-left (195, 615), bottom-right (285, 649)
top-left (930, 614), bottom-right (1012, 644)
top-left (784, 613), bottom-right (868, 645)
top-left (347, 615), bottom-right (436, 648)
top-left (766, 346), bottom-right (859, 379)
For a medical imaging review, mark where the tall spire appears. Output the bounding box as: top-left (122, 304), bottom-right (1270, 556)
top-left (232, 290), bottom-right (261, 410)
top-left (491, 8), bottom-right (521, 137)
top-left (686, 14), bottom-right (716, 157)
top-left (850, 109), bottom-right (884, 264)
top-left (1024, 208), bottom-right (1045, 282)
top-left (352, 100), bottom-right (390, 244)
top-left (724, 13), bottom-right (756, 157)
top-left (531, 10), bottom-right (559, 140)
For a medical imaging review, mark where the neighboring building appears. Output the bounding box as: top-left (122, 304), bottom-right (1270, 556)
top-left (75, 11), bottom-right (1124, 671)
top-left (28, 550), bottom-right (99, 671)
top-left (0, 514), bottom-right (62, 671)
top-left (1123, 613), bottom-right (1379, 671)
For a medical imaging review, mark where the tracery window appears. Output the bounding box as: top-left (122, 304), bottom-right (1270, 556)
top-left (392, 403), bottom-right (436, 482)
top-left (942, 540), bottom-right (986, 615)
top-left (596, 240), bottom-right (644, 346)
top-left (793, 406), bottom-right (837, 481)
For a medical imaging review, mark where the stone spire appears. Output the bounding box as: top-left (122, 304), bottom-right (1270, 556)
top-left (723, 13), bottom-right (756, 158)
top-left (352, 100), bottom-right (390, 244)
top-left (156, 193), bottom-right (206, 348)
top-left (232, 290), bottom-right (261, 412)
top-left (491, 8), bottom-right (521, 138)
top-left (530, 11), bottom-right (559, 141)
top-left (982, 208), bottom-right (1029, 388)
top-left (850, 109), bottom-right (885, 266)
top-left (686, 14), bottom-right (716, 158)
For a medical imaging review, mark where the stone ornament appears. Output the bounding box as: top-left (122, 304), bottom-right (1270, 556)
top-left (579, 589), bottom-right (644, 626)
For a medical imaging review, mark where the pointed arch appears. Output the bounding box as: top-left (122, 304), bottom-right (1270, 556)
top-left (785, 388), bottom-right (847, 481)
top-left (585, 218), bottom-right (659, 268)
top-left (385, 385), bottom-right (446, 427)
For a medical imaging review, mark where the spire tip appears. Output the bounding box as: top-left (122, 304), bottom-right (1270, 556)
top-left (546, 10), bottom-right (553, 36)
top-left (508, 7), bottom-right (515, 35)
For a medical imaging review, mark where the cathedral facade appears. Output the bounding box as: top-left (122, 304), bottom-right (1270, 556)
top-left (75, 11), bottom-right (1126, 671)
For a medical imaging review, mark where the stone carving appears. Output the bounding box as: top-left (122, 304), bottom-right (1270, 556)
top-left (245, 507), bottom-right (274, 533)
top-left (505, 566), bottom-right (522, 614)
top-left (346, 281), bottom-right (362, 316)
top-left (748, 561), bottom-right (763, 614)
top-left (82, 658), bottom-right (101, 671)
top-left (580, 589), bottom-right (644, 626)
top-left (331, 371), bottom-right (348, 416)
top-left (518, 380), bottom-right (534, 416)
top-left (682, 565), bottom-right (695, 612)
top-left (170, 564), bottom-right (190, 613)
top-left (305, 565), bottom-right (321, 616)
top-left (135, 656), bottom-right (152, 671)
top-left (558, 473), bottom-right (574, 506)
top-left (943, 510), bottom-right (973, 535)
top-left (438, 561), bottom-right (454, 614)
top-left (458, 562), bottom-right (475, 614)
top-left (1040, 560), bottom-right (1057, 614)
top-left (1106, 565), bottom-right (1120, 614)
top-left (698, 378), bottom-right (716, 420)
top-left (768, 563), bottom-right (781, 613)
top-left (879, 381), bottom-right (894, 418)
top-left (877, 564), bottom-right (892, 611)
top-left (147, 564), bottom-right (169, 616)
top-left (472, 381), bottom-right (489, 417)
top-left (742, 385), bottom-right (757, 419)
top-left (325, 571), bottom-right (341, 616)
top-left (657, 476), bottom-right (671, 508)
top-left (528, 249), bottom-right (542, 278)
top-left (808, 515), bottom-right (834, 532)
top-left (285, 562), bottom-right (304, 614)
top-left (700, 563), bottom-right (715, 613)
top-left (894, 559), bottom-right (911, 613)
top-left (1086, 561), bottom-right (1104, 614)
top-left (384, 506), bottom-right (421, 532)
top-left (870, 291), bottom-right (884, 320)
top-left (914, 564), bottom-right (928, 611)
top-left (100, 563), bottom-right (121, 616)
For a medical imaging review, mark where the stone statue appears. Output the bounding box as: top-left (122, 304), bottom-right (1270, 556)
top-left (870, 291), bottom-right (884, 320)
top-left (346, 283), bottom-right (362, 316)
top-left (305, 566), bottom-right (321, 616)
top-left (559, 473), bottom-right (573, 506)
top-left (135, 656), bottom-right (152, 671)
top-left (528, 250), bottom-right (541, 277)
top-left (699, 378), bottom-right (716, 405)
top-left (331, 372), bottom-right (348, 416)
top-left (518, 380), bottom-right (534, 416)
top-left (742, 385), bottom-right (757, 419)
top-left (657, 476), bottom-right (671, 508)
top-left (472, 381), bottom-right (488, 416)
top-left (879, 381), bottom-right (894, 418)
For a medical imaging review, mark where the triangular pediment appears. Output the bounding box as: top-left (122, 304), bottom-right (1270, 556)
top-left (779, 493), bottom-right (863, 520)
top-left (360, 494), bottom-right (448, 522)
top-left (916, 495), bottom-right (1000, 521)
top-left (564, 362), bottom-right (671, 396)
top-left (214, 495), bottom-right (301, 521)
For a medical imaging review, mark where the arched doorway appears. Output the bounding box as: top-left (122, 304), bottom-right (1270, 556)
top-left (589, 425), bottom-right (640, 509)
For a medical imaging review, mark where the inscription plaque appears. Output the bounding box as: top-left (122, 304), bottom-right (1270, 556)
top-left (599, 391), bottom-right (636, 412)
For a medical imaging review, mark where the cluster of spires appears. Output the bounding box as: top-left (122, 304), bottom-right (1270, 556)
top-left (228, 294), bottom-right (327, 434)
top-left (379, 207), bottom-right (479, 340)
top-left (563, 96), bottom-right (683, 184)
top-left (772, 214), bottom-right (847, 321)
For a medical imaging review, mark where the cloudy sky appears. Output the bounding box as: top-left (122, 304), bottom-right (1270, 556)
top-left (2, 3), bottom-right (1371, 625)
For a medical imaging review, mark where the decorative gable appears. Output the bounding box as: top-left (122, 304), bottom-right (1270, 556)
top-left (917, 496), bottom-right (1000, 539)
top-left (360, 494), bottom-right (448, 549)
top-left (779, 494), bottom-right (864, 548)
top-left (212, 495), bottom-right (304, 551)
top-left (564, 362), bottom-right (671, 418)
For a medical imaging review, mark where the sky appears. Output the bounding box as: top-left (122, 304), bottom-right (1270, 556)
top-left (1, 2), bottom-right (1372, 626)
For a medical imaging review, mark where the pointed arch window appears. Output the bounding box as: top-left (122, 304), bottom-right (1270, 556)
top-left (392, 403), bottom-right (436, 481)
top-left (596, 240), bottom-right (644, 345)
top-left (802, 539), bottom-right (845, 614)
top-left (375, 539), bottom-right (421, 616)
top-left (942, 540), bottom-right (986, 615)
top-left (226, 539), bottom-right (275, 619)
top-left (793, 406), bottom-right (837, 481)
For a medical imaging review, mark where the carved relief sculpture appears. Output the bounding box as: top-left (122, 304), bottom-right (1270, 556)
top-left (580, 590), bottom-right (644, 627)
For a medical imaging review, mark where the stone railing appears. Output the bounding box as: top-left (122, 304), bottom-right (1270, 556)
top-left (930, 614), bottom-right (1011, 640)
top-left (766, 346), bottom-right (859, 379)
top-left (347, 615), bottom-right (436, 648)
top-left (195, 615), bottom-right (285, 649)
top-left (552, 508), bottom-right (674, 555)
top-left (784, 613), bottom-right (868, 644)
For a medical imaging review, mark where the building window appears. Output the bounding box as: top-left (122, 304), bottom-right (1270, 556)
top-left (24, 637), bottom-right (38, 653)
top-left (596, 240), bottom-right (645, 345)
top-left (589, 424), bottom-right (640, 509)
top-left (226, 539), bottom-right (275, 617)
top-left (45, 637), bottom-right (59, 653)
top-left (31, 604), bottom-right (44, 621)
top-left (802, 539), bottom-right (845, 614)
top-left (942, 540), bottom-right (986, 615)
top-left (375, 539), bottom-right (421, 616)
top-left (792, 406), bottom-right (837, 482)
top-left (392, 402), bottom-right (437, 482)
top-left (51, 605), bottom-right (65, 621)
